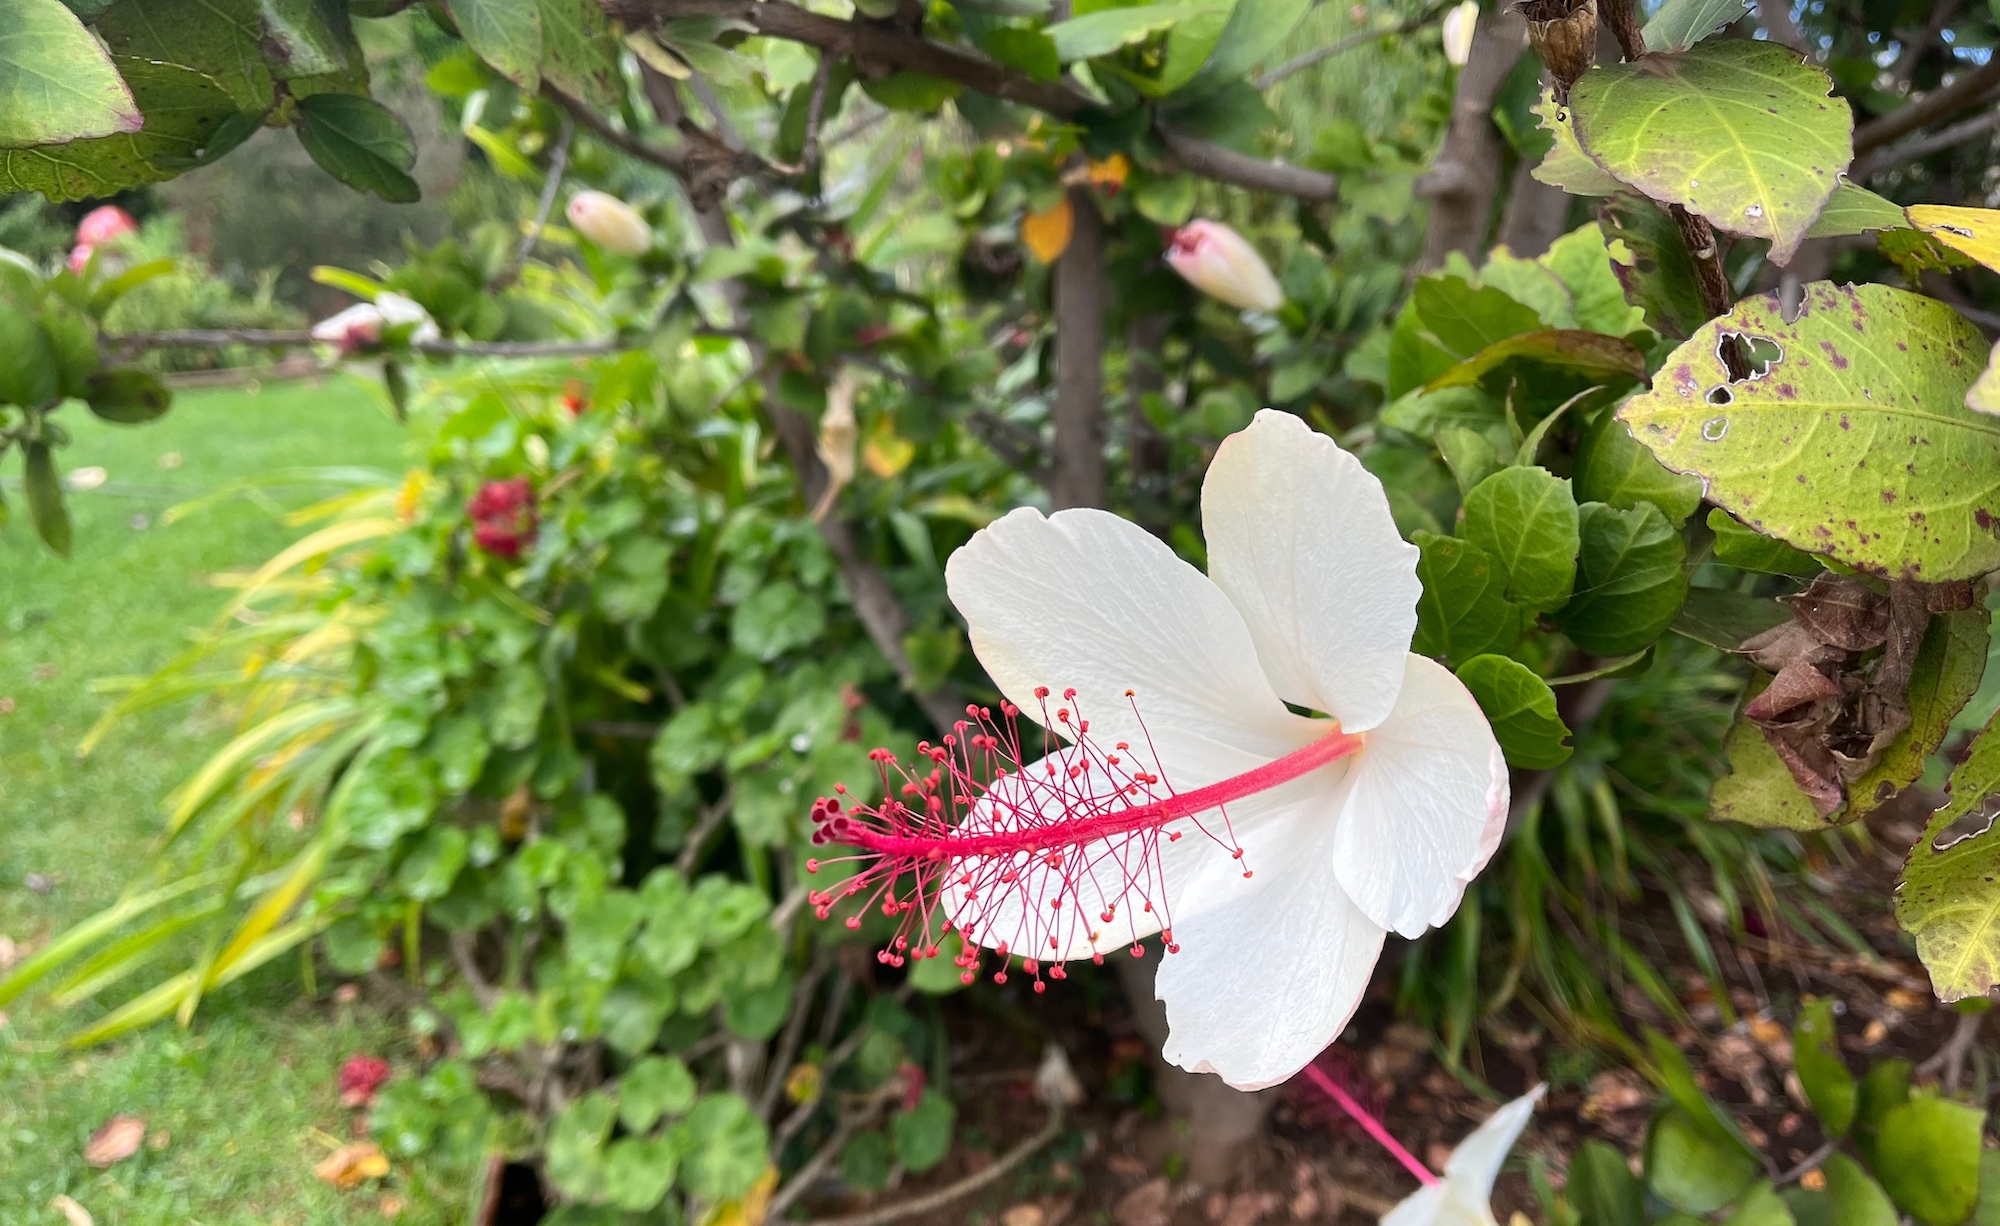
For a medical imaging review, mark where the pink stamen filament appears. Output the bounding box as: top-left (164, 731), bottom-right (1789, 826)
top-left (1302, 1064), bottom-right (1439, 1187)
top-left (843, 726), bottom-right (1361, 863)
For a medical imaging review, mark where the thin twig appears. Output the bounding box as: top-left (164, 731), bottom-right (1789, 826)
top-left (1857, 105), bottom-right (2000, 179)
top-left (758, 954), bottom-right (831, 1122)
top-left (775, 1018), bottom-right (876, 1151)
top-left (107, 329), bottom-right (628, 358)
top-left (543, 81), bottom-right (690, 176)
top-left (1854, 57), bottom-right (2000, 155)
top-left (449, 931), bottom-right (499, 1009)
top-left (768, 1091), bottom-right (896, 1222)
top-left (1774, 1139), bottom-right (1839, 1186)
top-left (496, 115), bottom-right (575, 290)
top-left (1255, 2), bottom-right (1452, 90)
top-left (803, 1105), bottom-right (1068, 1226)
top-left (1917, 1008), bottom-right (1986, 1094)
top-left (674, 786), bottom-right (736, 875)
top-left (801, 52), bottom-right (835, 177)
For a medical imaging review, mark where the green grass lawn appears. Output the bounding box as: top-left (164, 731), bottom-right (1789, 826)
top-left (0, 375), bottom-right (438, 1224)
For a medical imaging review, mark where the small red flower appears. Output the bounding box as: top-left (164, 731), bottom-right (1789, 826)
top-left (338, 1054), bottom-right (391, 1108)
top-left (560, 380), bottom-right (588, 417)
top-left (468, 478), bottom-right (537, 561)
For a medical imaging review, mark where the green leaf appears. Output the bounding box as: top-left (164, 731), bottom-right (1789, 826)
top-left (449, 0), bottom-right (542, 89)
top-left (546, 1091), bottom-right (616, 1200)
top-left (1531, 91), bottom-right (1625, 197)
top-left (731, 580), bottom-right (827, 660)
top-left (24, 442), bottom-right (70, 557)
top-left (1641, 0), bottom-right (1748, 52)
top-left (1569, 1139), bottom-right (1647, 1226)
top-left (1899, 711), bottom-right (2000, 1000)
top-left (1647, 1031), bottom-right (1763, 1157)
top-left (490, 664), bottom-right (546, 749)
top-left (1461, 466), bottom-right (1580, 612)
top-left (1621, 282), bottom-right (2000, 581)
top-left (1575, 409), bottom-right (1704, 527)
top-left (1422, 329), bottom-right (1647, 395)
top-left (1709, 676), bottom-right (1835, 830)
top-left (1823, 1153), bottom-right (1897, 1226)
top-left (1045, 4), bottom-right (1216, 61)
top-left (1793, 998), bottom-right (1855, 1135)
top-left (892, 1090), bottom-right (956, 1172)
top-left (1456, 654), bottom-right (1572, 769)
top-left (621, 1056), bottom-right (698, 1132)
top-left (1807, 181), bottom-right (1910, 239)
top-left (1412, 275), bottom-right (1546, 363)
top-left (859, 71), bottom-right (963, 112)
top-left (0, 297), bottom-right (56, 407)
top-left (1848, 600), bottom-right (1990, 820)
top-left (85, 368), bottom-right (171, 424)
top-left (1569, 41), bottom-right (1852, 265)
top-left (293, 93), bottom-right (419, 203)
top-left (1438, 426), bottom-right (1503, 497)
top-left (1600, 192), bottom-right (1708, 341)
top-left (0, 0), bottom-right (142, 147)
top-left (602, 1135), bottom-right (677, 1211)
top-left (1413, 532), bottom-right (1524, 663)
top-left (1542, 222), bottom-right (1652, 339)
top-left (1182, 0), bottom-right (1309, 93)
top-left (842, 1129), bottom-right (894, 1192)
top-left (982, 27), bottom-right (1060, 82)
top-left (39, 298), bottom-right (98, 399)
top-left (538, 0), bottom-right (621, 105)
top-left (1854, 1058), bottom-right (1911, 1167)
top-left (594, 535), bottom-right (671, 623)
top-left (1728, 1183), bottom-right (1798, 1226)
top-left (1875, 1095), bottom-right (1984, 1225)
top-left (1645, 1106), bottom-right (1761, 1213)
top-left (679, 1093), bottom-right (768, 1201)
top-left (1708, 509), bottom-right (1821, 575)
top-left (396, 826), bottom-right (468, 901)
top-left (1555, 502), bottom-right (1689, 655)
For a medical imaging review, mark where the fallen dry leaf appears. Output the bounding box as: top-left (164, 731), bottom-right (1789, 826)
top-left (1114, 1179), bottom-right (1171, 1226)
top-left (1002, 1205), bottom-right (1046, 1226)
top-left (50, 1195), bottom-right (93, 1226)
top-left (379, 1193), bottom-right (406, 1218)
top-left (1884, 988), bottom-right (1930, 1012)
top-left (83, 1115), bottom-right (145, 1167)
top-left (315, 1140), bottom-right (391, 1189)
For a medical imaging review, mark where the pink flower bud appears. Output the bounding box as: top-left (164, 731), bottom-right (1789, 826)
top-left (565, 190), bottom-right (652, 255)
top-left (67, 244), bottom-right (94, 274)
top-left (1164, 221), bottom-right (1285, 313)
top-left (76, 205), bottom-right (137, 247)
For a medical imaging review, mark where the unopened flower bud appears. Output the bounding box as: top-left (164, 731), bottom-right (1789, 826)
top-left (1164, 220), bottom-right (1284, 313)
top-left (76, 205), bottom-right (137, 247)
top-left (310, 292), bottom-right (440, 352)
top-left (67, 245), bottom-right (93, 274)
top-left (566, 190), bottom-right (652, 255)
top-left (1441, 0), bottom-right (1480, 67)
top-left (1514, 0), bottom-right (1598, 105)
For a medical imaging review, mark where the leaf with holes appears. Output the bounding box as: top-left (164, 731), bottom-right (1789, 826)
top-left (1619, 282), bottom-right (2000, 581)
top-left (1456, 654), bottom-right (1572, 769)
top-left (1569, 41), bottom-right (1852, 265)
top-left (1908, 204), bottom-right (2000, 273)
top-left (1807, 181), bottom-right (1909, 239)
top-left (1600, 192), bottom-right (1709, 342)
top-left (1554, 502), bottom-right (1689, 656)
top-left (1641, 0), bottom-right (1748, 51)
top-left (1848, 601), bottom-right (1989, 821)
top-left (1898, 711), bottom-right (2000, 1000)
top-left (0, 0), bottom-right (141, 148)
top-left (1532, 92), bottom-right (1624, 197)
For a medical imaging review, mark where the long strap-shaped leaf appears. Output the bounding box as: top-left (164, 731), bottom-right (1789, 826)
top-left (0, 870), bottom-right (232, 1008)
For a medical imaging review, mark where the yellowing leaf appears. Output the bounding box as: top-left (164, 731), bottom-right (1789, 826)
top-left (1020, 196), bottom-right (1074, 263)
top-left (1908, 204), bottom-right (2000, 273)
top-left (1531, 91), bottom-right (1622, 197)
top-left (1088, 153), bottom-right (1130, 192)
top-left (862, 417), bottom-right (916, 477)
top-left (315, 1140), bottom-right (391, 1189)
top-left (708, 1166), bottom-right (780, 1226)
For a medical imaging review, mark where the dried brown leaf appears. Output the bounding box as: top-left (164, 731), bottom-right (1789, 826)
top-left (83, 1115), bottom-right (144, 1167)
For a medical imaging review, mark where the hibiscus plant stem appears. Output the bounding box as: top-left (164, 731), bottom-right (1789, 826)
top-left (1302, 1063), bottom-right (1441, 1187)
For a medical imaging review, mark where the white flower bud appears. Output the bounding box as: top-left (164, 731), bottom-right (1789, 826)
top-left (566, 190), bottom-right (652, 255)
top-left (311, 292), bottom-right (440, 352)
top-left (1164, 220), bottom-right (1285, 314)
top-left (1034, 1044), bottom-right (1084, 1110)
top-left (1442, 0), bottom-right (1479, 67)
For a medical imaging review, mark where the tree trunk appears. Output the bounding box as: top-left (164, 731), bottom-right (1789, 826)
top-left (1126, 313), bottom-right (1172, 539)
top-left (1115, 947), bottom-right (1280, 1188)
top-left (1418, 8), bottom-right (1526, 268)
top-left (1051, 186), bottom-right (1107, 511)
top-left (1496, 158), bottom-right (1572, 257)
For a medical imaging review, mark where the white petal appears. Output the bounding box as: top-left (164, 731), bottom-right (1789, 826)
top-left (1154, 779), bottom-right (1386, 1090)
top-left (1443, 1086), bottom-right (1545, 1198)
top-left (1332, 654), bottom-right (1509, 938)
top-left (1203, 411), bottom-right (1420, 733)
top-left (1382, 1184), bottom-right (1450, 1226)
top-left (945, 505), bottom-right (1319, 788)
top-left (938, 746), bottom-right (1187, 962)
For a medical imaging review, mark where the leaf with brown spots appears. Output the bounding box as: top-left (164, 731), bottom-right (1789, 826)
top-left (1898, 711), bottom-right (2000, 1000)
top-left (1620, 282), bottom-right (2000, 581)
